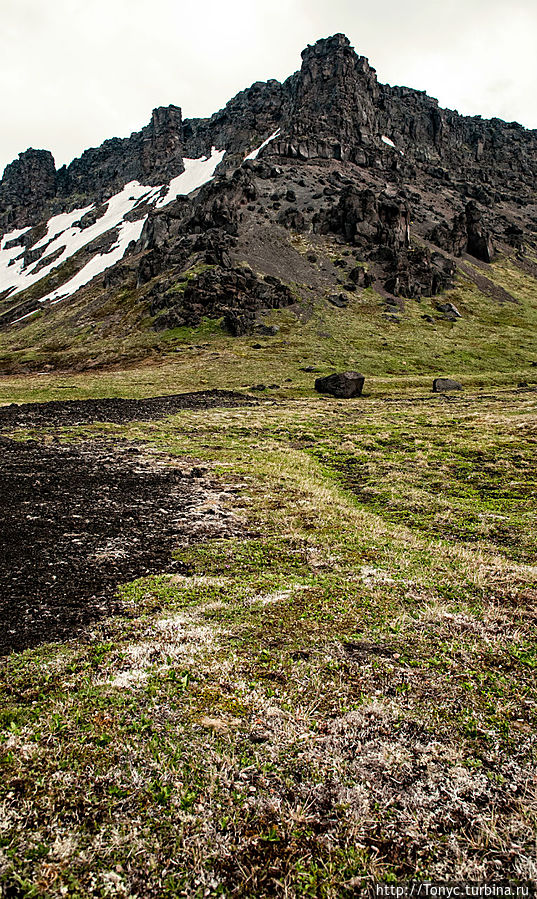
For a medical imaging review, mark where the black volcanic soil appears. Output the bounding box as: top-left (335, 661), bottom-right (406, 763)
top-left (0, 436), bottom-right (238, 655)
top-left (0, 389), bottom-right (254, 431)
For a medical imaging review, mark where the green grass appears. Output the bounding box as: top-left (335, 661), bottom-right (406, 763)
top-left (0, 247), bottom-right (536, 893)
top-left (1, 252), bottom-right (536, 400)
top-left (1, 388), bottom-right (536, 894)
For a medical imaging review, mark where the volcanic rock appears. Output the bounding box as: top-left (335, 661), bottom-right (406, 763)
top-left (314, 371), bottom-right (365, 398)
top-left (433, 378), bottom-right (463, 392)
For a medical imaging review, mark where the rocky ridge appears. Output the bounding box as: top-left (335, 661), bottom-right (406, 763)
top-left (0, 33), bottom-right (536, 349)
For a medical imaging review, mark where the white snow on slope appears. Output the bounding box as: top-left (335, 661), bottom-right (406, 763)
top-left (1, 147), bottom-right (226, 311)
top-left (244, 129), bottom-right (281, 161)
top-left (1, 226), bottom-right (30, 250)
top-left (156, 147), bottom-right (226, 207)
top-left (41, 216), bottom-right (149, 305)
top-left (31, 205), bottom-right (94, 252)
top-left (381, 135), bottom-right (404, 156)
top-left (0, 182), bottom-right (156, 300)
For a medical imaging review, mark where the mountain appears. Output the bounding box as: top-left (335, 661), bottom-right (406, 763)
top-left (0, 33), bottom-right (536, 372)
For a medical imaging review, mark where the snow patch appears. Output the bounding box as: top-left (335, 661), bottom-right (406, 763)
top-left (1, 148), bottom-right (226, 312)
top-left (1, 226), bottom-right (30, 251)
top-left (381, 135), bottom-right (404, 156)
top-left (42, 215), bottom-right (148, 305)
top-left (156, 147), bottom-right (226, 207)
top-left (244, 128), bottom-right (281, 161)
top-left (0, 182), bottom-right (155, 300)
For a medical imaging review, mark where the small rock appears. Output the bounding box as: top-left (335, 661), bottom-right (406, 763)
top-left (328, 294), bottom-right (348, 308)
top-left (249, 729), bottom-right (270, 744)
top-left (436, 302), bottom-right (461, 318)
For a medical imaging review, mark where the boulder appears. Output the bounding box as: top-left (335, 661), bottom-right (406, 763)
top-left (314, 371), bottom-right (365, 398)
top-left (433, 378), bottom-right (462, 392)
top-left (328, 294), bottom-right (349, 308)
top-left (436, 302), bottom-right (461, 318)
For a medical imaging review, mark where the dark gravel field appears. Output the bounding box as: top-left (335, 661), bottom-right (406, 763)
top-left (0, 388), bottom-right (254, 431)
top-left (0, 435), bottom-right (237, 655)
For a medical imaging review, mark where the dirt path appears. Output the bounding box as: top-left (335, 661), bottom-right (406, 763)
top-left (0, 436), bottom-right (238, 655)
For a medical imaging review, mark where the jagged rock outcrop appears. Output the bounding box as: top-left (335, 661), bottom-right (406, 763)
top-left (150, 265), bottom-right (293, 334)
top-left (136, 166), bottom-right (256, 287)
top-left (57, 105), bottom-right (185, 201)
top-left (281, 34), bottom-right (379, 162)
top-left (384, 249), bottom-right (455, 299)
top-left (318, 186), bottom-right (410, 249)
top-left (315, 186), bottom-right (454, 297)
top-left (429, 201), bottom-right (494, 263)
top-left (0, 149), bottom-right (56, 231)
top-left (465, 201), bottom-right (494, 263)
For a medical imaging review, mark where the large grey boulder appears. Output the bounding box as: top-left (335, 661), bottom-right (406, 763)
top-left (433, 378), bottom-right (462, 392)
top-left (314, 371), bottom-right (365, 398)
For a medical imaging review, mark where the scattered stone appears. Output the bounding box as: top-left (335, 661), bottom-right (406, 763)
top-left (433, 378), bottom-right (462, 392)
top-left (200, 717), bottom-right (239, 734)
top-left (314, 371), bottom-right (365, 398)
top-left (328, 294), bottom-right (349, 308)
top-left (436, 302), bottom-right (461, 318)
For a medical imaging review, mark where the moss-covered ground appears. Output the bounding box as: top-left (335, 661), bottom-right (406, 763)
top-left (1, 382), bottom-right (536, 895)
top-left (0, 250), bottom-right (536, 894)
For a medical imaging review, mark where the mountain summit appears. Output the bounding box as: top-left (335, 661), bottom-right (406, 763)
top-left (0, 35), bottom-right (535, 367)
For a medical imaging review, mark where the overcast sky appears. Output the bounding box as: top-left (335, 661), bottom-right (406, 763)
top-left (1, 0), bottom-right (536, 176)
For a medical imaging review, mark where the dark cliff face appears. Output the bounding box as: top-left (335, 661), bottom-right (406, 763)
top-left (0, 149), bottom-right (56, 230)
top-left (2, 34), bottom-right (536, 232)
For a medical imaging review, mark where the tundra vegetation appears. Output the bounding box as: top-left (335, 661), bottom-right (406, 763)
top-left (1, 263), bottom-right (536, 896)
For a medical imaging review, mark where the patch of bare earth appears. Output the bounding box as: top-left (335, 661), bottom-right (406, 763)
top-left (0, 437), bottom-right (241, 654)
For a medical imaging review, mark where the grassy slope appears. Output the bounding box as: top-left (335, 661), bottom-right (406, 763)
top-left (0, 254), bottom-right (536, 895)
top-left (0, 253), bottom-right (536, 398)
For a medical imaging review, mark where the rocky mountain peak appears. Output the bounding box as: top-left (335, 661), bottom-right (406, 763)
top-left (286, 33), bottom-right (379, 157)
top-left (141, 105), bottom-right (184, 181)
top-left (300, 33), bottom-right (353, 61)
top-left (0, 149), bottom-right (56, 230)
top-left (1, 33), bottom-right (536, 346)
